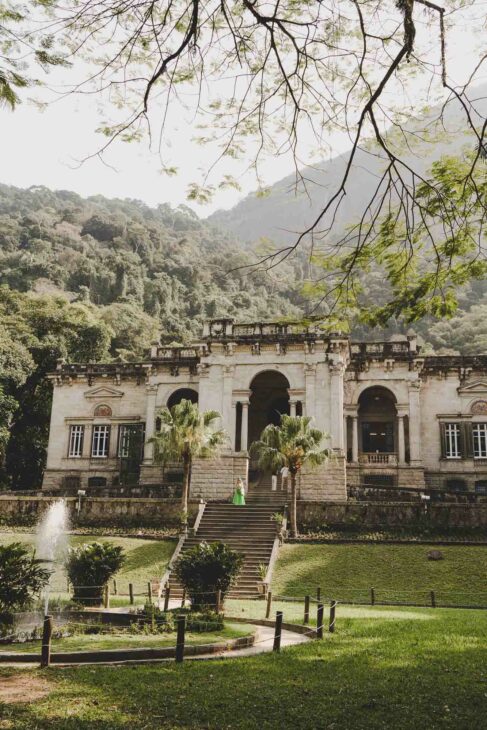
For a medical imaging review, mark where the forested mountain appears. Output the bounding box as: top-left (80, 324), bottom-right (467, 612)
top-left (0, 184), bottom-right (300, 350)
top-left (0, 183), bottom-right (301, 489)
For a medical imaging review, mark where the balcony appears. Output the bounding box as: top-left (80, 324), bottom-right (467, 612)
top-left (358, 452), bottom-right (398, 466)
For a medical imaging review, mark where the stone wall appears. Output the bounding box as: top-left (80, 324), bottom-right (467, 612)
top-left (299, 456), bottom-right (347, 502)
top-left (190, 453), bottom-right (249, 501)
top-left (298, 500), bottom-right (487, 531)
top-left (0, 496), bottom-right (199, 528)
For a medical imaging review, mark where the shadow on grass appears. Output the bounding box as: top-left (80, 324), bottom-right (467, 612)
top-left (2, 608), bottom-right (486, 729)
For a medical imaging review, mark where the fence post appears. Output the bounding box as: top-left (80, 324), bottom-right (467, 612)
top-left (181, 589), bottom-right (186, 608)
top-left (304, 595), bottom-right (310, 625)
top-left (147, 582), bottom-right (153, 604)
top-left (265, 591), bottom-right (272, 619)
top-left (316, 586), bottom-right (321, 602)
top-left (40, 615), bottom-right (53, 668)
top-left (273, 611), bottom-right (283, 652)
top-left (103, 584), bottom-right (110, 609)
top-left (430, 590), bottom-right (436, 608)
top-left (370, 587), bottom-right (375, 606)
top-left (113, 579), bottom-right (117, 595)
top-left (216, 590), bottom-right (222, 614)
top-left (175, 615), bottom-right (186, 663)
top-left (329, 600), bottom-right (337, 633)
top-left (129, 583), bottom-right (134, 605)
top-left (317, 603), bottom-right (324, 639)
top-left (163, 585), bottom-right (171, 612)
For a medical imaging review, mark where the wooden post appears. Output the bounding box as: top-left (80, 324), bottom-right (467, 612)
top-left (181, 589), bottom-right (186, 608)
top-left (304, 595), bottom-right (310, 625)
top-left (329, 600), bottom-right (337, 633)
top-left (129, 583), bottom-right (134, 605)
top-left (103, 584), bottom-right (110, 609)
top-left (216, 589), bottom-right (222, 614)
top-left (40, 615), bottom-right (53, 668)
top-left (430, 590), bottom-right (436, 608)
top-left (370, 587), bottom-right (375, 606)
top-left (316, 586), bottom-right (321, 602)
top-left (113, 579), bottom-right (117, 595)
top-left (163, 585), bottom-right (170, 612)
top-left (147, 582), bottom-right (153, 604)
top-left (265, 591), bottom-right (272, 619)
top-left (273, 611), bottom-right (283, 652)
top-left (175, 615), bottom-right (186, 663)
top-left (317, 603), bottom-right (324, 639)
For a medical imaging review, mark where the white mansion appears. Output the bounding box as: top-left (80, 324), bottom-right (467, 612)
top-left (43, 318), bottom-right (487, 500)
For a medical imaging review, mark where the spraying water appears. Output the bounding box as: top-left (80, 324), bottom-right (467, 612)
top-left (36, 500), bottom-right (70, 615)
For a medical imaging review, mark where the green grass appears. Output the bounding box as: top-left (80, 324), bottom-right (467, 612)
top-left (272, 543), bottom-right (487, 606)
top-left (0, 532), bottom-right (175, 599)
top-left (5, 623), bottom-right (253, 653)
top-left (1, 607), bottom-right (486, 729)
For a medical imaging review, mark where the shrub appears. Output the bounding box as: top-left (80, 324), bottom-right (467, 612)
top-left (175, 541), bottom-right (243, 610)
top-left (65, 541), bottom-right (125, 606)
top-left (0, 543), bottom-right (51, 631)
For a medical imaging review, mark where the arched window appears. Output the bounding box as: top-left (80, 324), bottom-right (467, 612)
top-left (167, 388), bottom-right (198, 409)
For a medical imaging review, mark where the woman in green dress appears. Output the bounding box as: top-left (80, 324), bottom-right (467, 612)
top-left (232, 477), bottom-right (246, 505)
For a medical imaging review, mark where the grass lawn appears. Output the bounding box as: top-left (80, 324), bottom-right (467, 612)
top-left (0, 606), bottom-right (486, 729)
top-left (5, 623), bottom-right (253, 653)
top-left (272, 543), bottom-right (487, 606)
top-left (0, 532), bottom-right (175, 599)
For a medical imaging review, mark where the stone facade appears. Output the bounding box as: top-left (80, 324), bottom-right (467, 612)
top-left (42, 319), bottom-right (487, 499)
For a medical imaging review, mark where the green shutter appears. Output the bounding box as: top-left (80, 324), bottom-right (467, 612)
top-left (440, 423), bottom-right (447, 458)
top-left (463, 422), bottom-right (473, 458)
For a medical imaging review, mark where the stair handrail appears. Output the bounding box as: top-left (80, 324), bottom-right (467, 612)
top-left (158, 501), bottom-right (207, 598)
top-left (263, 509), bottom-right (287, 587)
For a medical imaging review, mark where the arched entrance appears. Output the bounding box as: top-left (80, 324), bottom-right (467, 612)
top-left (358, 386), bottom-right (397, 455)
top-left (167, 388), bottom-right (198, 409)
top-left (248, 371), bottom-right (290, 446)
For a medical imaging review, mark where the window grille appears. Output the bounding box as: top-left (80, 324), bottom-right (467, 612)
top-left (68, 425), bottom-right (84, 457)
top-left (91, 425), bottom-right (110, 458)
top-left (472, 423), bottom-right (487, 459)
top-left (445, 423), bottom-right (461, 459)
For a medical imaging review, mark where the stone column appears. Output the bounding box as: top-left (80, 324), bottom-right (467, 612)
top-left (352, 415), bottom-right (359, 463)
top-left (329, 361), bottom-right (345, 451)
top-left (397, 413), bottom-right (406, 465)
top-left (241, 401), bottom-right (249, 452)
top-left (343, 416), bottom-right (347, 457)
top-left (304, 364), bottom-right (316, 421)
top-left (230, 402), bottom-right (237, 451)
top-left (408, 381), bottom-right (422, 465)
top-left (290, 400), bottom-right (297, 417)
top-left (143, 385), bottom-right (158, 463)
top-left (222, 366), bottom-right (235, 450)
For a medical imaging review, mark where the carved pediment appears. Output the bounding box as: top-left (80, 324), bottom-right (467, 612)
top-left (458, 380), bottom-right (487, 396)
top-left (84, 386), bottom-right (124, 399)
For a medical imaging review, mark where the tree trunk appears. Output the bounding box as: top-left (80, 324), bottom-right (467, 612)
top-left (290, 472), bottom-right (298, 538)
top-left (181, 455), bottom-right (191, 530)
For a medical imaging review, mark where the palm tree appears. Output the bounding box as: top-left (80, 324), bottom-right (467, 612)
top-left (150, 399), bottom-right (226, 527)
top-left (250, 415), bottom-right (330, 537)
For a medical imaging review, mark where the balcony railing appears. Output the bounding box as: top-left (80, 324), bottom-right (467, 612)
top-left (359, 452), bottom-right (398, 465)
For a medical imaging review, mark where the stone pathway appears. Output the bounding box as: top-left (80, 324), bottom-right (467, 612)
top-left (190, 624), bottom-right (310, 661)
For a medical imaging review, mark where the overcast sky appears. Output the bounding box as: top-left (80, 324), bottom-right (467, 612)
top-left (0, 5), bottom-right (485, 216)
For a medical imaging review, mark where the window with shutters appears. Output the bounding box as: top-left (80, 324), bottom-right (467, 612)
top-left (91, 425), bottom-right (110, 458)
top-left (68, 425), bottom-right (84, 457)
top-left (472, 423), bottom-right (487, 459)
top-left (445, 423), bottom-right (461, 459)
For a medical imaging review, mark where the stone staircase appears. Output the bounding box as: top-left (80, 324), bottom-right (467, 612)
top-left (165, 484), bottom-right (286, 599)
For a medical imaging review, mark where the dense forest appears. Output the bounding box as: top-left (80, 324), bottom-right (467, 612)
top-left (0, 183), bottom-right (301, 488)
top-left (1, 182), bottom-right (487, 489)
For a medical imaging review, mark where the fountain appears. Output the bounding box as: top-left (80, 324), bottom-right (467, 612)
top-left (36, 500), bottom-right (70, 615)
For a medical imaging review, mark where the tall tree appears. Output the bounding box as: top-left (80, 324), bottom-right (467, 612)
top-left (250, 415), bottom-right (330, 537)
top-left (151, 399), bottom-right (226, 526)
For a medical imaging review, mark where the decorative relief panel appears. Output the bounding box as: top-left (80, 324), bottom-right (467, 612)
top-left (94, 404), bottom-right (112, 418)
top-left (471, 400), bottom-right (487, 415)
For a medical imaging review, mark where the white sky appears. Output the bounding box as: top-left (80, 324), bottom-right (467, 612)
top-left (0, 4), bottom-right (485, 216)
